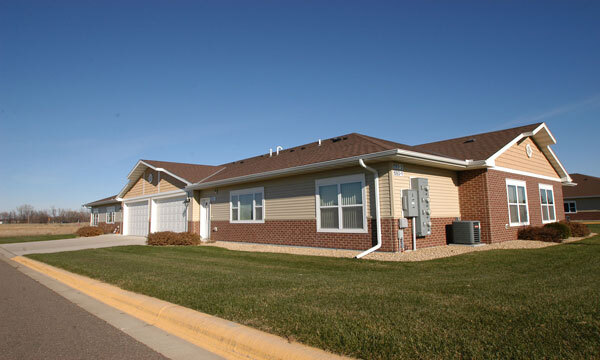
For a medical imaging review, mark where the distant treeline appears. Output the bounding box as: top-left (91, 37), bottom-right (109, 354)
top-left (0, 205), bottom-right (90, 224)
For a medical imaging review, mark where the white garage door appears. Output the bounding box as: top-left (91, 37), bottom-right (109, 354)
top-left (155, 196), bottom-right (187, 233)
top-left (125, 201), bottom-right (149, 236)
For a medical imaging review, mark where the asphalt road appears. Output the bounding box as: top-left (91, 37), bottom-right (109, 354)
top-left (0, 259), bottom-right (168, 360)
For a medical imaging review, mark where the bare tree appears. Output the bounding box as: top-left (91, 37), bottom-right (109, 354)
top-left (16, 204), bottom-right (34, 223)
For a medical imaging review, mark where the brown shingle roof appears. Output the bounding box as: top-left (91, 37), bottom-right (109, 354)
top-left (412, 123), bottom-right (543, 161)
top-left (202, 133), bottom-right (421, 182)
top-left (84, 195), bottom-right (119, 207)
top-left (563, 173), bottom-right (600, 198)
top-left (141, 160), bottom-right (224, 183)
top-left (135, 123), bottom-right (549, 187)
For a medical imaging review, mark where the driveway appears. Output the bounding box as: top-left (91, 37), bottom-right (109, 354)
top-left (0, 234), bottom-right (146, 257)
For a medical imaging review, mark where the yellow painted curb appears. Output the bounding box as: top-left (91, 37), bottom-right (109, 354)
top-left (13, 256), bottom-right (350, 360)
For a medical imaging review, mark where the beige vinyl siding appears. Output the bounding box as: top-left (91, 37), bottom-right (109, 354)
top-left (159, 173), bottom-right (186, 193)
top-left (123, 169), bottom-right (186, 198)
top-left (392, 163), bottom-right (461, 218)
top-left (124, 177), bottom-right (144, 198)
top-left (495, 137), bottom-right (560, 178)
top-left (191, 192), bottom-right (201, 222)
top-left (203, 162), bottom-right (392, 221)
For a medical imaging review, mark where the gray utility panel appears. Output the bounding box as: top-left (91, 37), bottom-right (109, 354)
top-left (452, 221), bottom-right (481, 244)
top-left (411, 177), bottom-right (431, 237)
top-left (401, 189), bottom-right (418, 218)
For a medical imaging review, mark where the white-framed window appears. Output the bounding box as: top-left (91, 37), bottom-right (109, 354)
top-left (564, 201), bottom-right (577, 214)
top-left (92, 210), bottom-right (99, 226)
top-left (539, 184), bottom-right (557, 223)
top-left (106, 206), bottom-right (115, 224)
top-left (315, 174), bottom-right (367, 233)
top-left (230, 187), bottom-right (264, 223)
top-left (506, 179), bottom-right (529, 226)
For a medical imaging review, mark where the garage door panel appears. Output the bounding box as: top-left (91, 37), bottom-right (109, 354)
top-left (155, 197), bottom-right (187, 233)
top-left (126, 201), bottom-right (149, 236)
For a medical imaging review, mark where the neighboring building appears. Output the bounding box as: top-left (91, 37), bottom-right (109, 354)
top-left (83, 195), bottom-right (122, 232)
top-left (84, 122), bottom-right (572, 251)
top-left (563, 173), bottom-right (600, 221)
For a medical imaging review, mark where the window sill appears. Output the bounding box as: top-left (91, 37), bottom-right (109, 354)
top-left (230, 220), bottom-right (265, 224)
top-left (317, 228), bottom-right (368, 234)
top-left (509, 222), bottom-right (530, 227)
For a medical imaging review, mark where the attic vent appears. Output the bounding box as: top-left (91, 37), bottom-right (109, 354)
top-left (290, 149), bottom-right (295, 152)
top-left (343, 136), bottom-right (348, 140)
top-left (240, 161), bottom-right (244, 163)
top-left (301, 146), bottom-right (306, 150)
top-left (463, 138), bottom-right (476, 144)
top-left (331, 137), bottom-right (342, 143)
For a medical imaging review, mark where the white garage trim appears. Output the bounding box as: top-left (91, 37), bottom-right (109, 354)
top-left (117, 189), bottom-right (186, 202)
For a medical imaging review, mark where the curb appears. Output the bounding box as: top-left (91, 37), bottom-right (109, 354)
top-left (12, 256), bottom-right (349, 360)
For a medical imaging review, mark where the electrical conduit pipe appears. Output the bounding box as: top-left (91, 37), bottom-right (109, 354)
top-left (355, 159), bottom-right (381, 259)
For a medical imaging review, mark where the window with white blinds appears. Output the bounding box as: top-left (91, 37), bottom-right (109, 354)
top-left (316, 174), bottom-right (367, 233)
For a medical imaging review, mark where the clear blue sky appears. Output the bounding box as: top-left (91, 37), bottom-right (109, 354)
top-left (1, 1), bottom-right (598, 211)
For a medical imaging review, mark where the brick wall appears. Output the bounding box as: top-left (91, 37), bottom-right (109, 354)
top-left (208, 216), bottom-right (454, 252)
top-left (566, 211), bottom-right (600, 221)
top-left (458, 169), bottom-right (565, 244)
top-left (400, 217), bottom-right (455, 250)
top-left (457, 169), bottom-right (492, 243)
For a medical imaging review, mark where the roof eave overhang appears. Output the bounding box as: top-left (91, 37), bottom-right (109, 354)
top-left (83, 199), bottom-right (120, 207)
top-left (186, 149), bottom-right (476, 191)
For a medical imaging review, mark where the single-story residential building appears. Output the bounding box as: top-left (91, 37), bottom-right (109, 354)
top-left (563, 173), bottom-right (600, 221)
top-left (83, 195), bottom-right (122, 232)
top-left (85, 122), bottom-right (572, 252)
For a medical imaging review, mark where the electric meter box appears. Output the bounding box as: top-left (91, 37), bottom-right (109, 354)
top-left (411, 177), bottom-right (431, 237)
top-left (402, 189), bottom-right (418, 217)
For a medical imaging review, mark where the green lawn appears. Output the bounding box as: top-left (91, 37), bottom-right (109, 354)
top-left (28, 234), bottom-right (600, 359)
top-left (0, 234), bottom-right (78, 244)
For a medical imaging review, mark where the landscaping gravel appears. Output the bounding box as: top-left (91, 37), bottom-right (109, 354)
top-left (206, 233), bottom-right (595, 262)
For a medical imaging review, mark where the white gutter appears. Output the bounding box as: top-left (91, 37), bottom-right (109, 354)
top-left (355, 159), bottom-right (382, 259)
top-left (187, 149), bottom-right (474, 191)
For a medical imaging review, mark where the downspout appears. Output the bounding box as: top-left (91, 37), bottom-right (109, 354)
top-left (355, 159), bottom-right (382, 259)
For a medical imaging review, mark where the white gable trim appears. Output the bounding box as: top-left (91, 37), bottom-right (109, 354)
top-left (118, 160), bottom-right (192, 199)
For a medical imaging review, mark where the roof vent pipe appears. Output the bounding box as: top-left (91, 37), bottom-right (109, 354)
top-left (355, 159), bottom-right (381, 259)
top-left (318, 139), bottom-right (322, 146)
top-left (276, 146), bottom-right (283, 155)
top-left (269, 148), bottom-right (273, 157)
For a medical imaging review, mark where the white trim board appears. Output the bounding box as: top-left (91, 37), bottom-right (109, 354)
top-left (119, 189), bottom-right (188, 203)
top-left (489, 167), bottom-right (563, 182)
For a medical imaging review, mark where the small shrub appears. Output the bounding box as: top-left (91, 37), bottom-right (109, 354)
top-left (517, 226), bottom-right (563, 242)
top-left (76, 226), bottom-right (104, 237)
top-left (147, 231), bottom-right (200, 246)
top-left (97, 223), bottom-right (119, 234)
top-left (560, 221), bottom-right (591, 237)
top-left (543, 222), bottom-right (571, 239)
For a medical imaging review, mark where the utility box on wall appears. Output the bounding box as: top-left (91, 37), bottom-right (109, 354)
top-left (401, 189), bottom-right (418, 217)
top-left (411, 177), bottom-right (431, 237)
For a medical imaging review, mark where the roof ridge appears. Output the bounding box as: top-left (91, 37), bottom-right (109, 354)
top-left (352, 133), bottom-right (399, 151)
top-left (142, 159), bottom-right (218, 168)
top-left (416, 122), bottom-right (543, 146)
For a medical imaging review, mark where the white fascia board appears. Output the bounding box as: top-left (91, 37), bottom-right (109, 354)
top-left (186, 149), bottom-right (472, 191)
top-left (138, 161), bottom-right (192, 185)
top-left (490, 166), bottom-right (563, 182)
top-left (121, 189), bottom-right (188, 203)
top-left (544, 146), bottom-right (571, 182)
top-left (487, 134), bottom-right (526, 163)
top-left (532, 122), bottom-right (557, 144)
top-left (119, 160), bottom-right (192, 199)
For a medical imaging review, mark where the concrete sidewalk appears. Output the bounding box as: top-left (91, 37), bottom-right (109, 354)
top-left (0, 234), bottom-right (146, 257)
